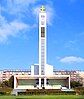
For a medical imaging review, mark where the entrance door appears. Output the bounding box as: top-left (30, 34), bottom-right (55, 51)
top-left (41, 79), bottom-right (45, 89)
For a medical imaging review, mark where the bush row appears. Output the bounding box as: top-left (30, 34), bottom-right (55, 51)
top-left (18, 89), bottom-right (76, 95)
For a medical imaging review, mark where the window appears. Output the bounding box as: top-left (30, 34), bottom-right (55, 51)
top-left (41, 27), bottom-right (45, 37)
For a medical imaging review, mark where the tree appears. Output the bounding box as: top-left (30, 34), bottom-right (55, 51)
top-left (0, 76), bottom-right (14, 88)
top-left (8, 76), bottom-right (14, 88)
top-left (71, 81), bottom-right (83, 88)
top-left (1, 80), bottom-right (9, 87)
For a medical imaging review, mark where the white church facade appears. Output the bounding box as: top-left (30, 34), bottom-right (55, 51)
top-left (14, 6), bottom-right (70, 90)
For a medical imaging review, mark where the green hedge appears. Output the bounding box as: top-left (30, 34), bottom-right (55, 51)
top-left (0, 92), bottom-right (6, 95)
top-left (18, 89), bottom-right (76, 95)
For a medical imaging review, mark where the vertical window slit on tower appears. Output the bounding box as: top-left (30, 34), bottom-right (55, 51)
top-left (41, 27), bottom-right (45, 37)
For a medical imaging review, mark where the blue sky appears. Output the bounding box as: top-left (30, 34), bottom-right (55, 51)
top-left (0, 0), bottom-right (84, 70)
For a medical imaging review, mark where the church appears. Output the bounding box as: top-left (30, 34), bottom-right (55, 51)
top-left (14, 6), bottom-right (70, 91)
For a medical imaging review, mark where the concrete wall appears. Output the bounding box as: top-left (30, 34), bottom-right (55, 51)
top-left (45, 64), bottom-right (53, 76)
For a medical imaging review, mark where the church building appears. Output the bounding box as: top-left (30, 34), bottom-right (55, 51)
top-left (14, 6), bottom-right (70, 90)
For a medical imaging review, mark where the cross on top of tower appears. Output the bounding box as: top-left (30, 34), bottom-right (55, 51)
top-left (40, 5), bottom-right (45, 12)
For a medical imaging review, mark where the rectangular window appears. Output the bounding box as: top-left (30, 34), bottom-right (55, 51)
top-left (41, 27), bottom-right (45, 37)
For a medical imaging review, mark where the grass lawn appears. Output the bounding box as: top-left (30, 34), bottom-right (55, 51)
top-left (0, 95), bottom-right (84, 99)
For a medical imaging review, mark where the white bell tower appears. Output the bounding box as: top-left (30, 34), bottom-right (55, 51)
top-left (39, 6), bottom-right (47, 76)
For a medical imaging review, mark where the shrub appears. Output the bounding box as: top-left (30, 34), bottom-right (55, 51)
top-left (18, 89), bottom-right (76, 95)
top-left (75, 87), bottom-right (84, 95)
top-left (0, 87), bottom-right (12, 95)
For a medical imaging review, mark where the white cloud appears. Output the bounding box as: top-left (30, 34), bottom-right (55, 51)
top-left (1, 0), bottom-right (54, 25)
top-left (33, 5), bottom-right (54, 25)
top-left (7, 0), bottom-right (36, 7)
top-left (60, 56), bottom-right (84, 63)
top-left (46, 5), bottom-right (54, 25)
top-left (0, 15), bottom-right (29, 43)
top-left (1, 0), bottom-right (36, 17)
top-left (0, 0), bottom-right (55, 43)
